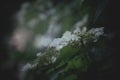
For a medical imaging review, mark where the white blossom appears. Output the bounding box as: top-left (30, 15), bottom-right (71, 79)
top-left (49, 31), bottom-right (80, 50)
top-left (34, 26), bottom-right (104, 64)
top-left (73, 26), bottom-right (87, 34)
top-left (88, 27), bottom-right (104, 37)
top-left (51, 56), bottom-right (57, 63)
top-left (21, 63), bottom-right (37, 72)
top-left (73, 27), bottom-right (81, 33)
top-left (62, 31), bottom-right (72, 41)
top-left (36, 52), bottom-right (43, 57)
top-left (74, 15), bottom-right (88, 28)
top-left (33, 16), bottom-right (61, 49)
top-left (50, 38), bottom-right (65, 50)
top-left (82, 26), bottom-right (87, 33)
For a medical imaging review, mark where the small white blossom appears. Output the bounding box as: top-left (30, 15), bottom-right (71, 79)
top-left (73, 26), bottom-right (87, 34)
top-left (51, 56), bottom-right (57, 63)
top-left (88, 27), bottom-right (104, 37)
top-left (62, 31), bottom-right (72, 41)
top-left (50, 38), bottom-right (66, 50)
top-left (21, 63), bottom-right (33, 72)
top-left (74, 15), bottom-right (88, 28)
top-left (21, 63), bottom-right (31, 71)
top-left (62, 31), bottom-right (80, 41)
top-left (73, 27), bottom-right (81, 33)
top-left (81, 26), bottom-right (87, 33)
top-left (50, 31), bottom-right (80, 50)
top-left (36, 52), bottom-right (43, 57)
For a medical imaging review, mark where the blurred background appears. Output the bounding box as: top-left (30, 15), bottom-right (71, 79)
top-left (0, 0), bottom-right (120, 80)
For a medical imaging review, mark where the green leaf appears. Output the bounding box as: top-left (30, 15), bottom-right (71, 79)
top-left (64, 75), bottom-right (77, 80)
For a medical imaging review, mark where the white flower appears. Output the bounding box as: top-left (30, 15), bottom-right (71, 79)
top-left (21, 63), bottom-right (37, 71)
top-left (62, 31), bottom-right (80, 41)
top-left (81, 26), bottom-right (87, 33)
top-left (62, 31), bottom-right (72, 41)
top-left (51, 56), bottom-right (57, 63)
top-left (36, 52), bottom-right (43, 57)
top-left (73, 27), bottom-right (81, 33)
top-left (74, 15), bottom-right (88, 28)
top-left (73, 26), bottom-right (87, 34)
top-left (50, 38), bottom-right (66, 50)
top-left (49, 31), bottom-right (80, 50)
top-left (21, 63), bottom-right (32, 71)
top-left (88, 27), bottom-right (104, 37)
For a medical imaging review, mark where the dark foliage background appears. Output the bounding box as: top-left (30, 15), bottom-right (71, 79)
top-left (0, 0), bottom-right (119, 80)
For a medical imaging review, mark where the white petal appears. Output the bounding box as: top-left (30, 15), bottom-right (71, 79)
top-left (82, 27), bottom-right (87, 32)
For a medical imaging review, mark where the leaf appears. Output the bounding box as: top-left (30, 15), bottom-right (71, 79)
top-left (64, 75), bottom-right (77, 80)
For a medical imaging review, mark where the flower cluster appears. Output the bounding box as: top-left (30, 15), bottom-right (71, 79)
top-left (49, 26), bottom-right (104, 50)
top-left (49, 31), bottom-right (79, 50)
top-left (31, 26), bottom-right (104, 69)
